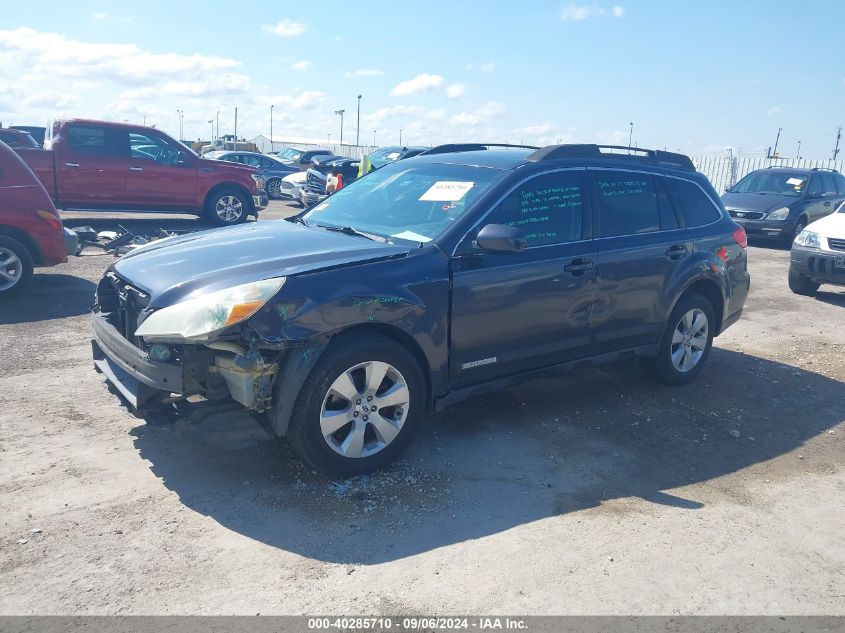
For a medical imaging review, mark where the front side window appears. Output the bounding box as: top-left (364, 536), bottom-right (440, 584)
top-left (302, 162), bottom-right (502, 243)
top-left (67, 126), bottom-right (107, 154)
top-left (129, 132), bottom-right (184, 165)
top-left (595, 171), bottom-right (660, 237)
top-left (482, 171), bottom-right (584, 246)
top-left (665, 177), bottom-right (721, 227)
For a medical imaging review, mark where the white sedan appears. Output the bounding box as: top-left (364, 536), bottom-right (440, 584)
top-left (789, 200), bottom-right (845, 295)
top-left (279, 171), bottom-right (307, 204)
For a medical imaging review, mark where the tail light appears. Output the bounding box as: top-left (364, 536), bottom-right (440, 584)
top-left (36, 209), bottom-right (63, 231)
top-left (732, 225), bottom-right (747, 249)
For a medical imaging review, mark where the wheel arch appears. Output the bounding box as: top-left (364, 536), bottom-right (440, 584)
top-left (668, 277), bottom-right (725, 335)
top-left (0, 225), bottom-right (42, 265)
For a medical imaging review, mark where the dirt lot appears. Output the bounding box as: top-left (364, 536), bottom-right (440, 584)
top-left (1, 202), bottom-right (843, 615)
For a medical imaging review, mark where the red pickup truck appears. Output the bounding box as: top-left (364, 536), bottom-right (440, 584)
top-left (17, 119), bottom-right (268, 227)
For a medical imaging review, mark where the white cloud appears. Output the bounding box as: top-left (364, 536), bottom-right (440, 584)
top-left (91, 12), bottom-right (133, 23)
top-left (446, 83), bottom-right (466, 99)
top-left (344, 68), bottom-right (384, 78)
top-left (366, 104), bottom-right (426, 124)
top-left (449, 101), bottom-right (505, 127)
top-left (290, 60), bottom-right (310, 71)
top-left (270, 90), bottom-right (328, 110)
top-left (560, 3), bottom-right (625, 20)
top-left (390, 73), bottom-right (444, 97)
top-left (480, 62), bottom-right (495, 73)
top-left (261, 20), bottom-right (306, 37)
top-left (767, 106), bottom-right (782, 115)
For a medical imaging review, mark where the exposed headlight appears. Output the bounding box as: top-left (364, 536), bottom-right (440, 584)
top-left (251, 174), bottom-right (265, 190)
top-left (135, 277), bottom-right (286, 342)
top-left (767, 207), bottom-right (790, 221)
top-left (794, 230), bottom-right (820, 249)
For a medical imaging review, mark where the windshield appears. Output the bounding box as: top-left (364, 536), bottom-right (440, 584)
top-left (731, 171), bottom-right (807, 197)
top-left (277, 148), bottom-right (303, 162)
top-left (369, 148), bottom-right (403, 169)
top-left (302, 162), bottom-right (502, 242)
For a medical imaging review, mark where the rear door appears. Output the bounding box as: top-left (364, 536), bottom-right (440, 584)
top-left (57, 124), bottom-right (127, 206)
top-left (449, 169), bottom-right (597, 384)
top-left (125, 130), bottom-right (196, 208)
top-left (590, 169), bottom-right (691, 353)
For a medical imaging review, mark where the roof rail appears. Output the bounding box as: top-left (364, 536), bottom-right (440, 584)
top-left (417, 143), bottom-right (539, 156)
top-left (810, 167), bottom-right (840, 173)
top-left (527, 144), bottom-right (695, 171)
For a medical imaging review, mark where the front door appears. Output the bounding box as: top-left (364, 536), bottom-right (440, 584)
top-left (58, 124), bottom-right (127, 207)
top-left (449, 169), bottom-right (597, 385)
top-left (124, 130), bottom-right (196, 208)
top-left (589, 169), bottom-right (692, 353)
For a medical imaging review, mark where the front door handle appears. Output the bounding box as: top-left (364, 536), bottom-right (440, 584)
top-left (665, 245), bottom-right (688, 260)
top-left (129, 166), bottom-right (143, 172)
top-left (65, 162), bottom-right (79, 168)
top-left (563, 258), bottom-right (593, 275)
top-left (823, 201), bottom-right (831, 207)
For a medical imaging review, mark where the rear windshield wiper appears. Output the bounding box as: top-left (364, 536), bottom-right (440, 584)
top-left (320, 224), bottom-right (389, 243)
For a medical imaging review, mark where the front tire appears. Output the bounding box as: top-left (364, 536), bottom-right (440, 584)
top-left (0, 236), bottom-right (34, 299)
top-left (786, 217), bottom-right (807, 245)
top-left (642, 293), bottom-right (715, 386)
top-left (205, 187), bottom-right (249, 226)
top-left (788, 266), bottom-right (819, 296)
top-left (285, 333), bottom-right (426, 476)
top-left (266, 178), bottom-right (282, 200)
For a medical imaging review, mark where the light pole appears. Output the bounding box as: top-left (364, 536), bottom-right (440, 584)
top-left (373, 130), bottom-right (377, 146)
top-left (270, 104), bottom-right (274, 152)
top-left (356, 95), bottom-right (362, 147)
top-left (797, 140), bottom-right (802, 160)
top-left (628, 122), bottom-right (633, 149)
top-left (177, 109), bottom-right (183, 140)
top-left (215, 111), bottom-right (220, 140)
top-left (334, 109), bottom-right (346, 145)
top-left (399, 129), bottom-right (403, 145)
top-left (208, 120), bottom-right (213, 141)
top-left (833, 127), bottom-right (841, 161)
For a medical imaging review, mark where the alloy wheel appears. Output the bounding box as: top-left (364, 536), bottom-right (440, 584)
top-left (670, 308), bottom-right (708, 372)
top-left (0, 246), bottom-right (23, 292)
top-left (267, 179), bottom-right (282, 198)
top-left (215, 195), bottom-right (243, 223)
top-left (319, 361), bottom-right (410, 459)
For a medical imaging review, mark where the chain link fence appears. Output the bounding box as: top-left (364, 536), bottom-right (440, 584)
top-left (692, 155), bottom-right (845, 193)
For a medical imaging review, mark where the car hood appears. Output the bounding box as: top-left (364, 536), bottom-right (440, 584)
top-left (112, 220), bottom-right (410, 308)
top-left (722, 192), bottom-right (799, 212)
top-left (806, 211), bottom-right (845, 239)
top-left (283, 171), bottom-right (307, 184)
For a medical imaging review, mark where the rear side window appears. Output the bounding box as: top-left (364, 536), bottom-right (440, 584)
top-left (594, 171), bottom-right (660, 237)
top-left (67, 126), bottom-right (107, 154)
top-left (484, 171), bottom-right (584, 246)
top-left (664, 177), bottom-right (721, 227)
top-left (835, 173), bottom-right (845, 194)
top-left (820, 173), bottom-right (837, 195)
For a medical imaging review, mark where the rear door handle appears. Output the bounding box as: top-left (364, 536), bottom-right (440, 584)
top-left (129, 166), bottom-right (143, 172)
top-left (823, 201), bottom-right (831, 207)
top-left (665, 245), bottom-right (688, 260)
top-left (563, 258), bottom-right (594, 275)
top-left (65, 162), bottom-right (79, 167)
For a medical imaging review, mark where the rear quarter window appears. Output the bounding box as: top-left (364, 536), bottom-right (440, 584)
top-left (664, 178), bottom-right (721, 227)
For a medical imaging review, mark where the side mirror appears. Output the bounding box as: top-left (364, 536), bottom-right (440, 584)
top-left (724, 185), bottom-right (733, 193)
top-left (475, 224), bottom-right (526, 254)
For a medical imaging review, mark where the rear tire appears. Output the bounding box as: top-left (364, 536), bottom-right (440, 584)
top-left (788, 266), bottom-right (819, 296)
top-left (285, 333), bottom-right (426, 476)
top-left (0, 236), bottom-right (34, 299)
top-left (642, 293), bottom-right (715, 386)
top-left (205, 187), bottom-right (249, 227)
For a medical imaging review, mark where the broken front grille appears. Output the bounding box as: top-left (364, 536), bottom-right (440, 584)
top-left (95, 272), bottom-right (150, 347)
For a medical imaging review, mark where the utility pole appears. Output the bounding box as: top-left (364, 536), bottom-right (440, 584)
top-left (628, 122), bottom-right (634, 149)
top-left (334, 109), bottom-right (345, 145)
top-left (356, 95), bottom-right (362, 147)
top-left (834, 127), bottom-right (842, 161)
top-left (216, 111), bottom-right (220, 140)
top-left (208, 120), bottom-right (213, 141)
top-left (797, 140), bottom-right (802, 160)
top-left (770, 127), bottom-right (782, 158)
top-left (270, 104), bottom-right (274, 152)
top-left (373, 129), bottom-right (377, 146)
top-left (176, 109), bottom-right (183, 140)
top-left (234, 107), bottom-right (238, 145)
top-left (399, 129), bottom-right (403, 145)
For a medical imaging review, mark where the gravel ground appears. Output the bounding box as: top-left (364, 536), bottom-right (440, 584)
top-left (1, 202), bottom-right (843, 615)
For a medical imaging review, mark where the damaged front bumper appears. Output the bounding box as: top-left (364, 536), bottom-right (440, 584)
top-left (92, 311), bottom-right (277, 413)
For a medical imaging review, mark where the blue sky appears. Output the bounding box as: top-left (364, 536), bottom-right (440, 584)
top-left (1, 0), bottom-right (843, 156)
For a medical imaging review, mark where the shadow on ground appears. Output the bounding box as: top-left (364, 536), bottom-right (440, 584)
top-left (131, 348), bottom-right (844, 564)
top-left (0, 274), bottom-right (95, 324)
